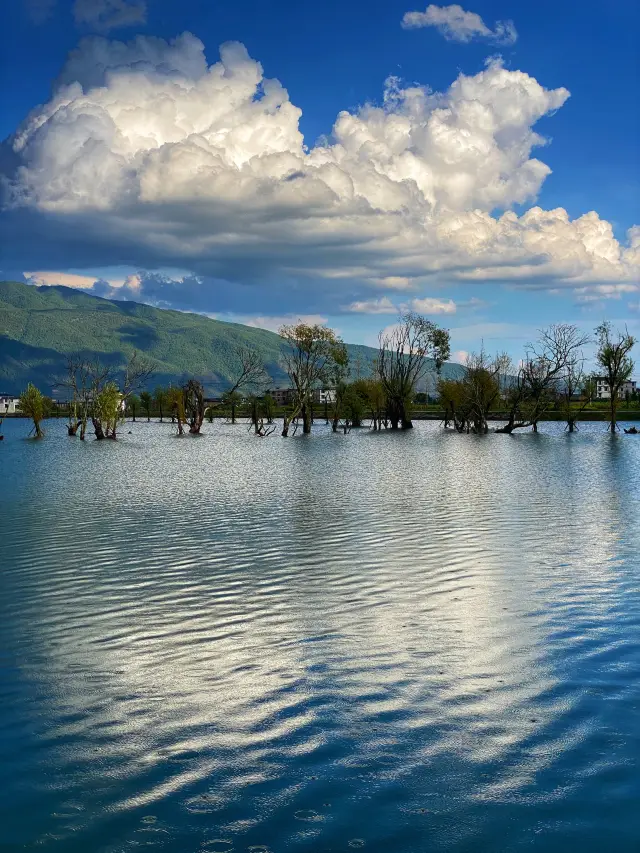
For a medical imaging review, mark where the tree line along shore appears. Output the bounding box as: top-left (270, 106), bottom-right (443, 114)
top-left (2, 314), bottom-right (636, 442)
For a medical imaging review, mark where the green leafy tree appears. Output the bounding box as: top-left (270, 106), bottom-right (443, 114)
top-left (440, 349), bottom-right (509, 434)
top-left (262, 393), bottom-right (276, 424)
top-left (19, 383), bottom-right (45, 438)
top-left (128, 394), bottom-right (141, 422)
top-left (377, 312), bottom-right (450, 430)
top-left (362, 378), bottom-right (387, 430)
top-left (279, 323), bottom-right (348, 436)
top-left (595, 322), bottom-right (635, 433)
top-left (154, 386), bottom-right (168, 422)
top-left (93, 382), bottom-right (123, 440)
top-left (140, 391), bottom-right (153, 422)
top-left (167, 385), bottom-right (186, 435)
top-left (222, 389), bottom-right (243, 424)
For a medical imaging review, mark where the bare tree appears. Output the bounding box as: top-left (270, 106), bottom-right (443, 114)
top-left (497, 324), bottom-right (589, 433)
top-left (595, 322), bottom-right (635, 433)
top-left (56, 355), bottom-right (96, 439)
top-left (279, 323), bottom-right (348, 436)
top-left (225, 345), bottom-right (270, 423)
top-left (121, 351), bottom-right (155, 405)
top-left (247, 395), bottom-right (277, 436)
top-left (184, 379), bottom-right (206, 434)
top-left (377, 312), bottom-right (450, 429)
top-left (558, 346), bottom-right (594, 432)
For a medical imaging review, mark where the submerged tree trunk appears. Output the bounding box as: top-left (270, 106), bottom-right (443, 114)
top-left (608, 396), bottom-right (617, 433)
top-left (92, 418), bottom-right (106, 440)
top-left (302, 402), bottom-right (312, 434)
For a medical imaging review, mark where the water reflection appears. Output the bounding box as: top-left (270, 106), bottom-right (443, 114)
top-left (1, 418), bottom-right (639, 852)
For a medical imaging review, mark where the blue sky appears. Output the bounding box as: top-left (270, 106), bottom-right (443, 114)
top-left (1, 0), bottom-right (638, 365)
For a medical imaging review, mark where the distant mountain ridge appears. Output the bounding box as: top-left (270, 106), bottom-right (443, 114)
top-left (0, 280), bottom-right (464, 394)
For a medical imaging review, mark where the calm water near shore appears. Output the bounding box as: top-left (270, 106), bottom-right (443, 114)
top-left (1, 418), bottom-right (639, 853)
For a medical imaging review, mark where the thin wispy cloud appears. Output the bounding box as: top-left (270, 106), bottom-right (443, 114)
top-left (402, 4), bottom-right (517, 45)
top-left (243, 315), bottom-right (329, 333)
top-left (73, 0), bottom-right (147, 32)
top-left (345, 297), bottom-right (457, 315)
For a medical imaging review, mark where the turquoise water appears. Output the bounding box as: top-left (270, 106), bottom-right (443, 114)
top-left (1, 417), bottom-right (639, 853)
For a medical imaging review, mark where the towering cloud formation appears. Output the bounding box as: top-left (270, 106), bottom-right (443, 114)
top-left (401, 4), bottom-right (517, 45)
top-left (3, 32), bottom-right (638, 295)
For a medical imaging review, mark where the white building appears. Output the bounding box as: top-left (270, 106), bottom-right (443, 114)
top-left (268, 388), bottom-right (337, 406)
top-left (0, 394), bottom-right (20, 414)
top-left (313, 388), bottom-right (337, 404)
top-left (594, 378), bottom-right (637, 400)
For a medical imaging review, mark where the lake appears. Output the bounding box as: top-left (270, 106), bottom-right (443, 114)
top-left (1, 417), bottom-right (639, 853)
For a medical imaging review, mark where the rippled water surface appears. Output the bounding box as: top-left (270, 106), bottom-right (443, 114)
top-left (1, 418), bottom-right (639, 853)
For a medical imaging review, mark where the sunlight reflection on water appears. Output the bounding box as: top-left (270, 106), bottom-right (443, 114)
top-left (1, 418), bottom-right (639, 852)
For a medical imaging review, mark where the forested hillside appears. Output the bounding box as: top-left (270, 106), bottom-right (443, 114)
top-left (0, 281), bottom-right (464, 393)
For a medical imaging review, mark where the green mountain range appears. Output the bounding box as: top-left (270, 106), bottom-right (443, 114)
top-left (0, 280), bottom-right (464, 395)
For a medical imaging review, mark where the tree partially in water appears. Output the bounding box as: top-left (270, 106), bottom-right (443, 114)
top-left (332, 381), bottom-right (367, 433)
top-left (19, 383), bottom-right (45, 438)
top-left (92, 382), bottom-right (122, 440)
top-left (140, 391), bottom-right (152, 422)
top-left (128, 394), bottom-right (141, 422)
top-left (154, 386), bottom-right (168, 422)
top-left (497, 325), bottom-right (589, 434)
top-left (168, 385), bottom-right (187, 435)
top-left (222, 389), bottom-right (242, 425)
top-left (279, 323), bottom-right (348, 436)
top-left (184, 379), bottom-right (205, 434)
top-left (57, 356), bottom-right (94, 438)
top-left (225, 345), bottom-right (271, 424)
top-left (357, 378), bottom-right (387, 430)
top-left (120, 352), bottom-right (155, 434)
top-left (88, 352), bottom-right (154, 440)
top-left (595, 322), bottom-right (635, 433)
top-left (558, 352), bottom-right (594, 433)
top-left (377, 312), bottom-right (450, 430)
top-left (439, 349), bottom-right (509, 434)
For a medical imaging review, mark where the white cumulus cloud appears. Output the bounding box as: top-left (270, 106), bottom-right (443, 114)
top-left (402, 4), bottom-right (517, 44)
top-left (74, 0), bottom-right (147, 32)
top-left (408, 297), bottom-right (457, 314)
top-left (2, 32), bottom-right (638, 305)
